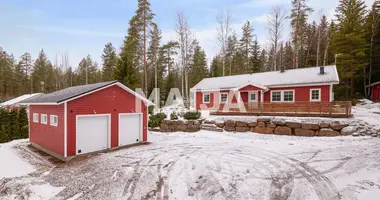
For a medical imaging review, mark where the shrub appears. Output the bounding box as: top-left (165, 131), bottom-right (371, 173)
top-left (148, 113), bottom-right (167, 128)
top-left (148, 106), bottom-right (154, 114)
top-left (183, 110), bottom-right (201, 120)
top-left (170, 112), bottom-right (178, 120)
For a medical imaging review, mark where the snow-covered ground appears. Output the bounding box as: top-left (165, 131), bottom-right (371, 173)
top-left (1, 131), bottom-right (380, 200)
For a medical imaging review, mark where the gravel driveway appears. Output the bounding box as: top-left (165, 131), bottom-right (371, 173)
top-left (1, 131), bottom-right (380, 200)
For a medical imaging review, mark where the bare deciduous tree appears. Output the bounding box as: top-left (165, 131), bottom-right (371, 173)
top-left (267, 5), bottom-right (286, 71)
top-left (216, 10), bottom-right (231, 76)
top-left (176, 12), bottom-right (193, 106)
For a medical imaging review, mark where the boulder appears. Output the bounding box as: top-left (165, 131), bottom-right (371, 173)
top-left (193, 120), bottom-right (201, 125)
top-left (204, 120), bottom-right (215, 124)
top-left (257, 122), bottom-right (266, 127)
top-left (162, 120), bottom-right (172, 125)
top-left (236, 121), bottom-right (248, 127)
top-left (251, 127), bottom-right (274, 134)
top-left (272, 119), bottom-right (286, 126)
top-left (330, 122), bottom-right (348, 131)
top-left (341, 126), bottom-right (357, 136)
top-left (177, 120), bottom-right (184, 125)
top-left (286, 122), bottom-right (302, 128)
top-left (372, 134), bottom-right (378, 137)
top-left (294, 129), bottom-right (315, 137)
top-left (177, 125), bottom-right (187, 132)
top-left (319, 122), bottom-right (330, 128)
top-left (160, 124), bottom-right (169, 130)
top-left (225, 120), bottom-right (236, 127)
top-left (224, 126), bottom-right (236, 132)
top-left (184, 120), bottom-right (193, 125)
top-left (302, 123), bottom-right (320, 130)
top-left (248, 122), bottom-right (258, 127)
top-left (257, 118), bottom-right (271, 122)
top-left (215, 121), bottom-right (225, 128)
top-left (236, 126), bottom-right (250, 132)
top-left (316, 128), bottom-right (341, 137)
top-left (274, 126), bottom-right (292, 135)
top-left (266, 123), bottom-right (277, 128)
top-left (352, 132), bottom-right (360, 137)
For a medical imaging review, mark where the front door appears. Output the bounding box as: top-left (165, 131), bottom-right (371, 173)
top-left (248, 91), bottom-right (258, 102)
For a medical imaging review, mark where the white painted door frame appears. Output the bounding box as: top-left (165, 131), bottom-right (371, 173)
top-left (118, 113), bottom-right (143, 146)
top-left (75, 114), bottom-right (111, 155)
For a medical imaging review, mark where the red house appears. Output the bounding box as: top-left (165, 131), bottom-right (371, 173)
top-left (190, 66), bottom-right (340, 110)
top-left (368, 81), bottom-right (380, 102)
top-left (20, 81), bottom-right (153, 162)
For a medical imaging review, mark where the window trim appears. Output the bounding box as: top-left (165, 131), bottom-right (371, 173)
top-left (50, 115), bottom-right (58, 126)
top-left (202, 93), bottom-right (210, 103)
top-left (41, 114), bottom-right (48, 125)
top-left (220, 92), bottom-right (228, 104)
top-left (270, 90), bottom-right (295, 103)
top-left (33, 113), bottom-right (39, 123)
top-left (310, 88), bottom-right (321, 102)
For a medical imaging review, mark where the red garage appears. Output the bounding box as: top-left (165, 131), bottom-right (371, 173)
top-left (21, 81), bottom-right (153, 162)
top-left (368, 81), bottom-right (380, 102)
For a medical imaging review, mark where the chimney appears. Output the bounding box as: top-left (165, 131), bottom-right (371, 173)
top-left (320, 66), bottom-right (325, 75)
top-left (280, 66), bottom-right (285, 73)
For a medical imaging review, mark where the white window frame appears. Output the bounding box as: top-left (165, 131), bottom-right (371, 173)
top-left (202, 93), bottom-right (210, 103)
top-left (270, 90), bottom-right (295, 103)
top-left (33, 113), bottom-right (39, 123)
top-left (41, 114), bottom-right (48, 125)
top-left (248, 91), bottom-right (258, 102)
top-left (220, 93), bottom-right (228, 104)
top-left (50, 115), bottom-right (58, 126)
top-left (310, 88), bottom-right (321, 102)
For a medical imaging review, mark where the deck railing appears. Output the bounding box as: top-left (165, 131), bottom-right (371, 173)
top-left (211, 101), bottom-right (352, 118)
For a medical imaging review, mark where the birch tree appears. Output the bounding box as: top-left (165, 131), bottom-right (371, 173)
top-left (216, 10), bottom-right (231, 76)
top-left (267, 5), bottom-right (286, 71)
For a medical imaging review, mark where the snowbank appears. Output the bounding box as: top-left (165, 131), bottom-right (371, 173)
top-left (0, 139), bottom-right (35, 179)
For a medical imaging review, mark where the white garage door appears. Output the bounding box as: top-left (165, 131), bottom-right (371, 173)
top-left (119, 113), bottom-right (142, 146)
top-left (76, 115), bottom-right (110, 155)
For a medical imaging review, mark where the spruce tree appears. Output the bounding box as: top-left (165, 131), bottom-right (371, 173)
top-left (18, 107), bottom-right (28, 139)
top-left (189, 40), bottom-right (208, 88)
top-left (333, 0), bottom-right (367, 98)
top-left (32, 49), bottom-right (50, 93)
top-left (101, 43), bottom-right (117, 81)
top-left (210, 56), bottom-right (223, 77)
top-left (239, 21), bottom-right (254, 73)
top-left (250, 37), bottom-right (261, 73)
top-left (147, 23), bottom-right (162, 95)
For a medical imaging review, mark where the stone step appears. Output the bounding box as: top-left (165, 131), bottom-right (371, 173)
top-left (201, 126), bottom-right (223, 132)
top-left (201, 124), bottom-right (218, 128)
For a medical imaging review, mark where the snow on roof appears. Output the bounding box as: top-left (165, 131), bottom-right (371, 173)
top-left (191, 65), bottom-right (339, 91)
top-left (0, 93), bottom-right (43, 107)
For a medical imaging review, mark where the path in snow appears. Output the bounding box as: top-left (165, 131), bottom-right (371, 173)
top-left (1, 131), bottom-right (380, 200)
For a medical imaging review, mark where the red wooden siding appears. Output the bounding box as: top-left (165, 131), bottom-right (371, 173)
top-left (196, 90), bottom-right (238, 110)
top-left (29, 105), bottom-right (65, 156)
top-left (372, 84), bottom-right (380, 102)
top-left (263, 85), bottom-right (330, 102)
top-left (66, 85), bottom-right (147, 157)
top-left (195, 85), bottom-right (331, 110)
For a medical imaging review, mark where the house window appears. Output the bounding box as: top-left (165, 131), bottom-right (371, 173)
top-left (203, 93), bottom-right (210, 103)
top-left (271, 91), bottom-right (281, 102)
top-left (248, 92), bottom-right (257, 102)
top-left (41, 114), bottom-right (48, 124)
top-left (33, 113), bottom-right (39, 123)
top-left (50, 115), bottom-right (58, 126)
top-left (310, 89), bottom-right (321, 101)
top-left (283, 91), bottom-right (294, 102)
top-left (220, 93), bottom-right (228, 104)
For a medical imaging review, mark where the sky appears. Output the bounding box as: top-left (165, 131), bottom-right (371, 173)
top-left (0, 0), bottom-right (375, 69)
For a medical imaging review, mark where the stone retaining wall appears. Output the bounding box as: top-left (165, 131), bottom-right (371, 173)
top-left (159, 119), bottom-right (202, 132)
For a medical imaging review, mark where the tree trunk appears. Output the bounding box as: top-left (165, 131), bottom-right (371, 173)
top-left (323, 32), bottom-right (330, 66)
top-left (316, 27), bottom-right (321, 66)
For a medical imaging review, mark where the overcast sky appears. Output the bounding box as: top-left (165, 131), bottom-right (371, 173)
top-left (0, 0), bottom-right (375, 68)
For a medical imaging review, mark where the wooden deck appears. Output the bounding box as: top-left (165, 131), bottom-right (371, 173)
top-left (211, 101), bottom-right (353, 118)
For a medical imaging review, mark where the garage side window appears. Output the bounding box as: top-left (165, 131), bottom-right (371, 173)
top-left (50, 115), bottom-right (58, 126)
top-left (41, 114), bottom-right (48, 124)
top-left (33, 113), bottom-right (39, 123)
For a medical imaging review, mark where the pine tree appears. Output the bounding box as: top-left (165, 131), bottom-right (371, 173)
top-left (115, 16), bottom-right (141, 90)
top-left (101, 43), bottom-right (117, 81)
top-left (239, 21), bottom-right (254, 73)
top-left (259, 49), bottom-right (268, 72)
top-left (32, 49), bottom-right (50, 93)
top-left (289, 0), bottom-right (313, 68)
top-left (283, 41), bottom-right (294, 69)
top-left (210, 56), bottom-right (222, 77)
top-left (147, 23), bottom-right (162, 95)
top-left (20, 52), bottom-right (33, 93)
top-left (333, 0), bottom-right (367, 98)
top-left (250, 37), bottom-right (261, 73)
top-left (189, 40), bottom-right (208, 88)
top-left (0, 48), bottom-right (14, 100)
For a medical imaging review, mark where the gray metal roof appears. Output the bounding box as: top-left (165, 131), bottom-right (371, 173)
top-left (20, 81), bottom-right (119, 104)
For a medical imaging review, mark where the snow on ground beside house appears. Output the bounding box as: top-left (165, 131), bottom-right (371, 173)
top-left (352, 99), bottom-right (380, 129)
top-left (28, 184), bottom-right (65, 200)
top-left (1, 131), bottom-right (380, 199)
top-left (0, 139), bottom-right (35, 179)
